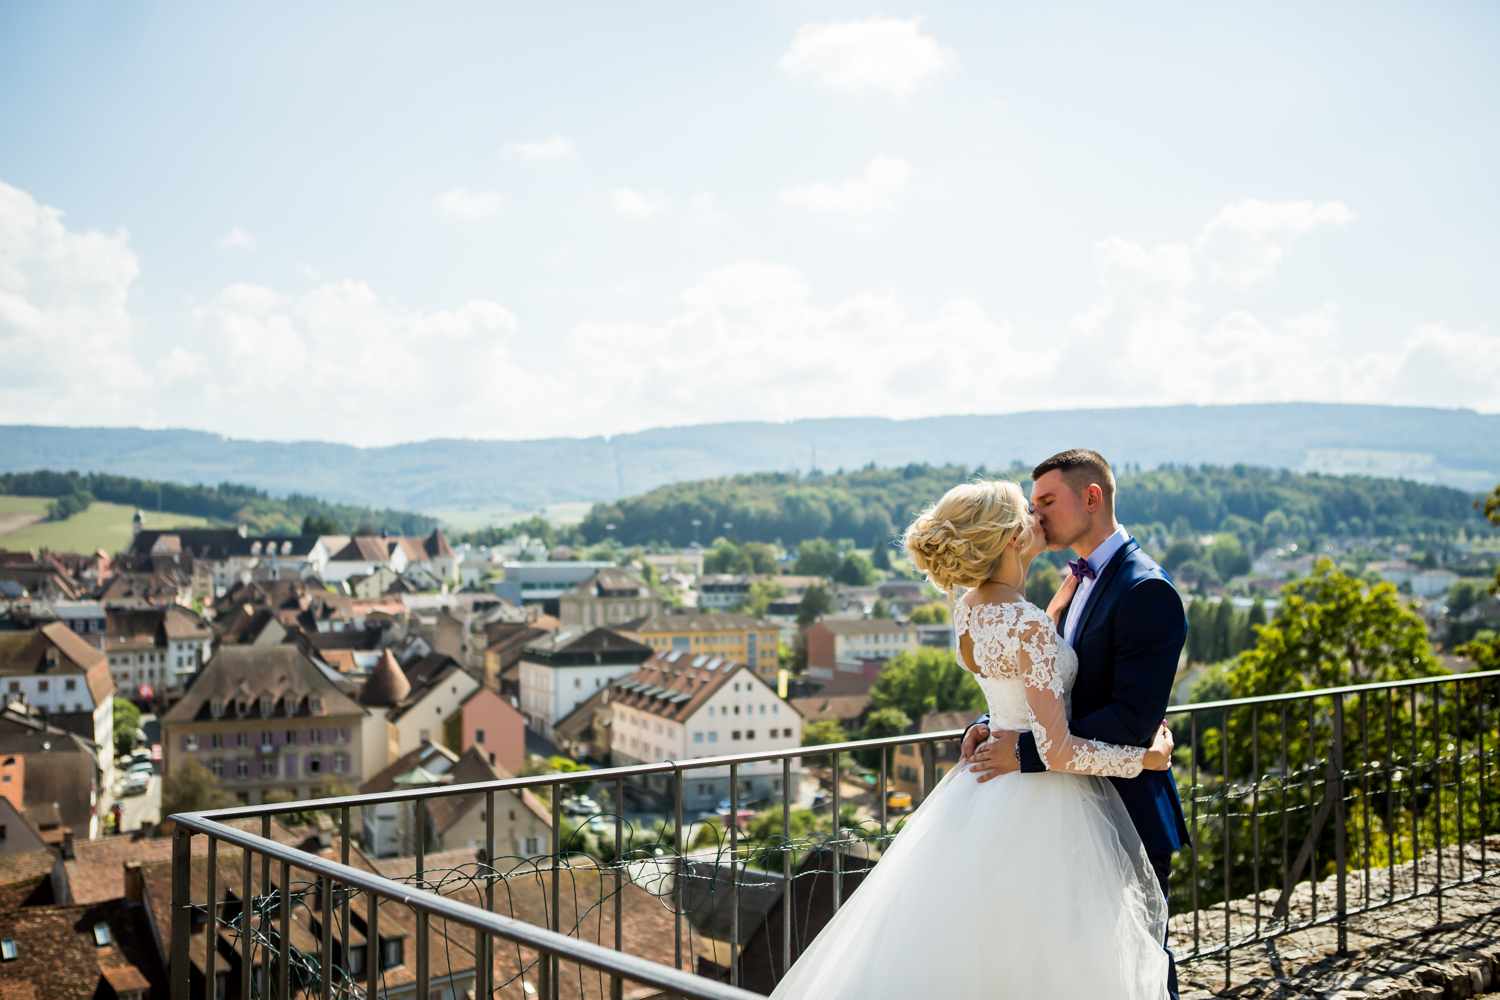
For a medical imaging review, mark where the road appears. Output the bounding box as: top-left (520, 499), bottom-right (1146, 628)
top-left (112, 713), bottom-right (162, 833)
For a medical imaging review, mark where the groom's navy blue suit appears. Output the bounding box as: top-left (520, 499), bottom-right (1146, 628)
top-left (970, 537), bottom-right (1190, 997)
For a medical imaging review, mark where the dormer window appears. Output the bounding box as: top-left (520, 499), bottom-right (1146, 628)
top-left (309, 697), bottom-right (323, 714)
top-left (260, 697), bottom-right (275, 718)
top-left (282, 541), bottom-right (293, 555)
top-left (93, 922), bottom-right (110, 946)
top-left (211, 699), bottom-right (225, 718)
top-left (250, 542), bottom-right (262, 555)
top-left (236, 698), bottom-right (249, 717)
top-left (283, 696), bottom-right (297, 715)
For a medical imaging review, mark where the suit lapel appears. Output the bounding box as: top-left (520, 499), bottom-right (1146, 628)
top-left (1071, 538), bottom-right (1137, 647)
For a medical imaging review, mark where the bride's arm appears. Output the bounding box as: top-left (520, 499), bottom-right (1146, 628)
top-left (1015, 618), bottom-right (1167, 777)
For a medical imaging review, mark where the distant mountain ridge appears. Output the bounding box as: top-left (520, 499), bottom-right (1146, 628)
top-left (2, 404), bottom-right (1496, 514)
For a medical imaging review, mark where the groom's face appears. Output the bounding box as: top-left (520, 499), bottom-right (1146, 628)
top-left (1028, 470), bottom-right (1093, 551)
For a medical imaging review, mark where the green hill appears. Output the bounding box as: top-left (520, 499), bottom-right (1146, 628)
top-left (0, 496), bottom-right (210, 554)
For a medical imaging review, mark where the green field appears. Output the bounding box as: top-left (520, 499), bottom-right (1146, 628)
top-left (0, 497), bottom-right (211, 554)
top-left (425, 501), bottom-right (596, 532)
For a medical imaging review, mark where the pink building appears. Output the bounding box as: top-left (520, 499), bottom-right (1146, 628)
top-left (452, 687), bottom-right (525, 777)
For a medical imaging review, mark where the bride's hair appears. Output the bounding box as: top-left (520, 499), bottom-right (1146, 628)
top-left (903, 480), bottom-right (1034, 597)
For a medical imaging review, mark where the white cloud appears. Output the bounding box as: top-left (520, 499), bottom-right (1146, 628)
top-left (610, 188), bottom-right (665, 220)
top-left (502, 136), bottom-right (577, 162)
top-left (779, 16), bottom-right (957, 96)
top-left (780, 156), bottom-right (911, 214)
top-left (0, 179), bottom-right (149, 425)
top-left (216, 227), bottom-right (257, 250)
top-left (1196, 199), bottom-right (1354, 286)
top-left (435, 188), bottom-right (504, 219)
top-left (690, 192), bottom-right (728, 227)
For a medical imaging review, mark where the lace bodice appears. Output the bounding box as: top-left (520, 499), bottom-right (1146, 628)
top-left (954, 600), bottom-right (1145, 779)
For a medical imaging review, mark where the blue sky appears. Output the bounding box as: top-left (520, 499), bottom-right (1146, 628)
top-left (1, 1), bottom-right (1496, 446)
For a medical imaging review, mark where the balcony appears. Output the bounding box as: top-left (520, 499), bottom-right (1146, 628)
top-left (167, 667), bottom-right (1500, 999)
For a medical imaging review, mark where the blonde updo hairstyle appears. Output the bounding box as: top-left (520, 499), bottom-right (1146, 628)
top-left (903, 480), bottom-right (1035, 599)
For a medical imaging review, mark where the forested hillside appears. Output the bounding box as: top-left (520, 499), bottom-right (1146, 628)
top-left (579, 463), bottom-right (1488, 549)
top-left (0, 471), bottom-right (435, 536)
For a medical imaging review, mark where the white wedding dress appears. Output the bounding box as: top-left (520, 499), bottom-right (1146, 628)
top-left (769, 600), bottom-right (1169, 999)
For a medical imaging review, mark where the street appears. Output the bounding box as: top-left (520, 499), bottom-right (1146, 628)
top-left (112, 712), bottom-right (162, 834)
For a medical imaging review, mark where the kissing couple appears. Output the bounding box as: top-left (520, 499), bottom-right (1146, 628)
top-left (771, 449), bottom-right (1190, 1000)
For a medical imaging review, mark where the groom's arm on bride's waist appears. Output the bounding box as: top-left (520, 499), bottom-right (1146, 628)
top-left (1016, 577), bottom-right (1186, 773)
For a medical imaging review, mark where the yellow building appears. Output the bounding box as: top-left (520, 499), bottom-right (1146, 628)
top-left (619, 612), bottom-right (781, 681)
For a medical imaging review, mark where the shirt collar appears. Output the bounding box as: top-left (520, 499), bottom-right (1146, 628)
top-left (1085, 525), bottom-right (1130, 575)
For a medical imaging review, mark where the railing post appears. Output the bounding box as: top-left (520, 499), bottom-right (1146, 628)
top-left (547, 781), bottom-right (560, 1000)
top-left (1333, 695), bottom-right (1347, 954)
top-left (241, 839), bottom-right (253, 1000)
top-left (278, 859), bottom-right (291, 1000)
top-left (782, 755), bottom-right (793, 982)
top-left (365, 886), bottom-right (379, 1000)
top-left (320, 873), bottom-right (333, 1000)
top-left (674, 768), bottom-right (685, 975)
top-left (729, 762), bottom-right (740, 987)
top-left (171, 825), bottom-right (191, 1000)
top-left (612, 774), bottom-right (624, 1000)
top-left (205, 836), bottom-right (217, 1000)
top-left (480, 789), bottom-right (494, 1000)
top-left (830, 753), bottom-right (841, 913)
top-left (415, 909), bottom-right (430, 1000)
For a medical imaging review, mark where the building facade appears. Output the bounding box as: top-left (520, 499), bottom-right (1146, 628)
top-left (804, 619), bottom-right (919, 679)
top-left (160, 645), bottom-right (370, 804)
top-left (517, 628), bottom-right (653, 739)
top-left (607, 650), bottom-right (804, 812)
top-left (556, 569), bottom-right (661, 629)
top-left (619, 612), bottom-right (781, 682)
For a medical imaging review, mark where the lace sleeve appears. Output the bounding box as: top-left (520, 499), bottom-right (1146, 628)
top-left (1016, 615), bottom-right (1145, 779)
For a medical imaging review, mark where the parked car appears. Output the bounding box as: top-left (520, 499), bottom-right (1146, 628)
top-left (121, 773), bottom-right (150, 797)
top-left (886, 790), bottom-right (913, 811)
top-left (128, 759), bottom-right (154, 775)
top-left (562, 795), bottom-right (599, 816)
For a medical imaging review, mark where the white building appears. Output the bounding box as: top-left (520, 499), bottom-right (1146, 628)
top-left (0, 621), bottom-right (117, 794)
top-left (1413, 569), bottom-right (1461, 597)
top-left (608, 650), bottom-right (805, 811)
top-left (500, 561), bottom-right (616, 609)
top-left (517, 627), bottom-right (653, 739)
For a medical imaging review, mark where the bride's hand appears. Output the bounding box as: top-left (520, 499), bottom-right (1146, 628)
top-left (1142, 724), bottom-right (1175, 771)
top-left (1045, 572), bottom-right (1079, 626)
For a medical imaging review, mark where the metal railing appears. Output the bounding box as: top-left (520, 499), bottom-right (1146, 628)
top-left (168, 668), bottom-right (1500, 999)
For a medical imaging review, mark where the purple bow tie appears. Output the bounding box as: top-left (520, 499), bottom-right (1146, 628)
top-left (1068, 558), bottom-right (1096, 582)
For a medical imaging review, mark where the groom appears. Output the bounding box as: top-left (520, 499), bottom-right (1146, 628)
top-left (963, 448), bottom-right (1190, 999)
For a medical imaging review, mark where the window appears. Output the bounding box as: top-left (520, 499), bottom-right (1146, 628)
top-left (521, 837), bottom-right (542, 854)
top-left (381, 937), bottom-right (405, 969)
top-left (261, 759), bottom-right (276, 777)
top-left (37, 681), bottom-right (48, 693)
top-left (235, 732), bottom-right (248, 749)
top-left (186, 735), bottom-right (199, 752)
top-left (419, 729), bottom-right (431, 744)
top-left (64, 679), bottom-right (76, 692)
top-left (308, 755), bottom-right (322, 774)
top-left (732, 731), bottom-right (741, 740)
top-left (733, 706), bottom-right (740, 715)
top-left (310, 697), bottom-right (323, 714)
top-left (708, 707), bottom-right (714, 718)
top-left (708, 732), bottom-right (718, 743)
top-left (309, 728), bottom-right (322, 745)
top-left (260, 733), bottom-right (274, 752)
top-left (475, 729), bottom-right (485, 744)
top-left (574, 678), bottom-right (581, 688)
top-left (214, 971), bottom-right (229, 1000)
top-left (746, 730), bottom-right (755, 739)
top-left (0, 939), bottom-right (14, 961)
top-left (211, 760), bottom-right (224, 779)
top-left (237, 760), bottom-right (249, 779)
top-left (261, 697), bottom-right (275, 717)
top-left (772, 704), bottom-right (778, 714)
top-left (211, 733), bottom-right (223, 750)
top-left (759, 704), bottom-right (766, 715)
top-left (348, 944), bottom-right (367, 977)
top-left (93, 922), bottom-right (111, 946)
top-left (236, 699), bottom-right (249, 717)
top-left (336, 728), bottom-right (349, 744)
top-left (333, 753), bottom-right (348, 773)
top-left (693, 732), bottom-right (703, 743)
top-left (285, 730), bottom-right (298, 746)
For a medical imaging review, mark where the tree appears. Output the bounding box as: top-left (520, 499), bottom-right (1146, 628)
top-left (801, 719), bottom-right (849, 768)
top-left (832, 552), bottom-right (877, 586)
top-left (302, 513), bottom-right (340, 535)
top-left (703, 538), bottom-right (750, 574)
top-left (741, 580), bottom-right (787, 618)
top-left (796, 584), bottom-right (833, 625)
top-left (870, 542), bottom-right (892, 571)
top-left (1456, 632), bottom-right (1500, 671)
top-left (1227, 559), bottom-right (1445, 698)
top-left (1211, 535), bottom-right (1251, 579)
top-left (855, 707), bottom-right (911, 770)
top-left (1162, 539), bottom-right (1203, 573)
top-left (907, 602), bottom-right (950, 625)
top-left (1026, 562), bottom-right (1062, 611)
top-left (112, 698), bottom-right (142, 757)
top-left (162, 759), bottom-right (232, 817)
top-left (793, 538), bottom-right (841, 577)
top-left (1480, 483), bottom-right (1500, 591)
top-left (352, 523), bottom-right (378, 536)
top-left (869, 648), bottom-right (985, 723)
top-left (871, 598), bottom-right (891, 619)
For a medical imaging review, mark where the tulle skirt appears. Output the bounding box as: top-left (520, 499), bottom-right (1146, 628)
top-left (769, 756), bottom-right (1170, 1000)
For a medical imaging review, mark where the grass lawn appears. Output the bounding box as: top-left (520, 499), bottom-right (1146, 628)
top-left (0, 500), bottom-right (211, 554)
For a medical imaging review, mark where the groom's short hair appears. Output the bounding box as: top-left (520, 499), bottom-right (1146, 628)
top-left (1033, 449), bottom-right (1115, 511)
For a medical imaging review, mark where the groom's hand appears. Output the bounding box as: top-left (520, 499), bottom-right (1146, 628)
top-left (969, 730), bottom-right (1021, 782)
top-left (959, 723), bottom-right (990, 762)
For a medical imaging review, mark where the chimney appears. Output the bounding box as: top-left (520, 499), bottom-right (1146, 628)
top-left (124, 860), bottom-right (144, 903)
top-left (60, 827), bottom-right (74, 860)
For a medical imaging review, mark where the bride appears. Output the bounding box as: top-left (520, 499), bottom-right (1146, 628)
top-left (769, 480), bottom-right (1174, 999)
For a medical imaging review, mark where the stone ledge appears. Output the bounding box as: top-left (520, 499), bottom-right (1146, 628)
top-left (1175, 840), bottom-right (1500, 999)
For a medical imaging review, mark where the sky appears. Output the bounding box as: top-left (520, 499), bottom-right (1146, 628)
top-left (1, 1), bottom-right (1497, 447)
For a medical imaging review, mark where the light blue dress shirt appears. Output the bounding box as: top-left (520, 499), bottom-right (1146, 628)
top-left (1061, 525), bottom-right (1129, 648)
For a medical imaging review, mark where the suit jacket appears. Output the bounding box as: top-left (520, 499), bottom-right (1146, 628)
top-left (972, 538), bottom-right (1191, 857)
